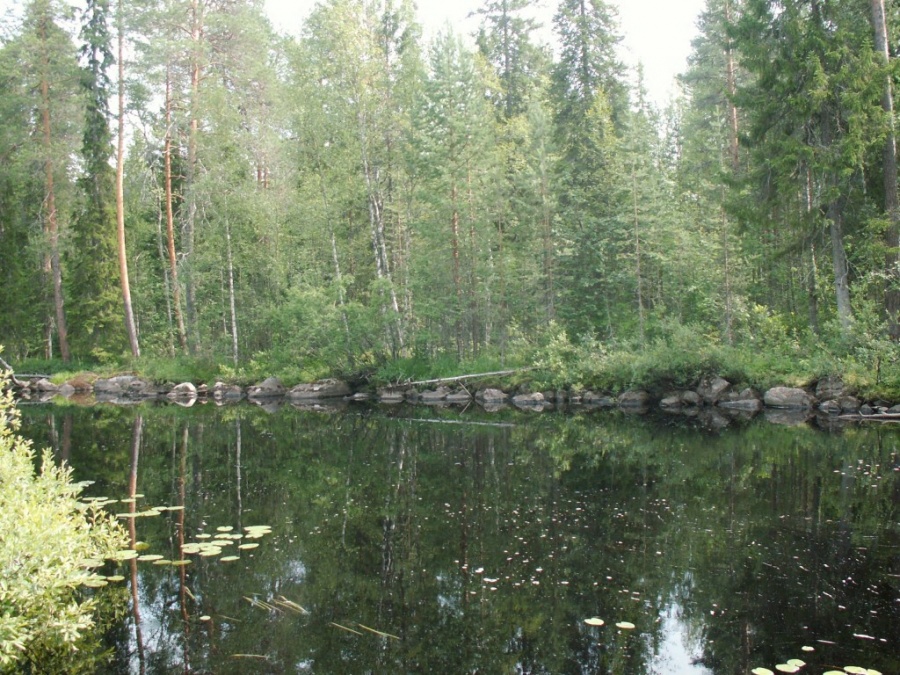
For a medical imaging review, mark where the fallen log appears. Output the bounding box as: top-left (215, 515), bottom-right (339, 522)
top-left (0, 355), bottom-right (27, 388)
top-left (401, 368), bottom-right (533, 387)
top-left (839, 413), bottom-right (900, 422)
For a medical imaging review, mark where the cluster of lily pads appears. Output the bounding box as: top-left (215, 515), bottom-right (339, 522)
top-left (751, 652), bottom-right (882, 675)
top-left (77, 494), bottom-right (273, 586)
top-left (583, 617), bottom-right (635, 630)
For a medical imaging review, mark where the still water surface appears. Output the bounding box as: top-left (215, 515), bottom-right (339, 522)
top-left (18, 402), bottom-right (900, 674)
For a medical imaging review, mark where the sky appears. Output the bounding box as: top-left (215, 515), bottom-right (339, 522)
top-left (263, 0), bottom-right (708, 105)
top-left (0, 0), bottom-right (707, 105)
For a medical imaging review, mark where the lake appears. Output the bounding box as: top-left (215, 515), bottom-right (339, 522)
top-left (17, 401), bottom-right (899, 674)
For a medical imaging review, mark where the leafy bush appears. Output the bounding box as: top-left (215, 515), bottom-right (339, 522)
top-left (0, 371), bottom-right (127, 671)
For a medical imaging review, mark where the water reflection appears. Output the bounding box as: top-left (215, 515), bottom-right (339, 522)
top-left (18, 403), bottom-right (900, 675)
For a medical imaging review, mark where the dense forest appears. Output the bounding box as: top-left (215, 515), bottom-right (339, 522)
top-left (2, 0), bottom-right (899, 392)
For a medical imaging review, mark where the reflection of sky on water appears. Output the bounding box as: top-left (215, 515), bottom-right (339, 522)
top-left (650, 605), bottom-right (713, 675)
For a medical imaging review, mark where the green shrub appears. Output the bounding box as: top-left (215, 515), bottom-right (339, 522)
top-left (0, 371), bottom-right (127, 671)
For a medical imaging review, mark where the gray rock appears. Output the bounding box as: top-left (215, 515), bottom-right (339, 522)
top-left (839, 396), bottom-right (860, 413)
top-left (512, 392), bottom-right (545, 406)
top-left (378, 388), bottom-right (406, 403)
top-left (618, 390), bottom-right (650, 407)
top-left (888, 404), bottom-right (900, 414)
top-left (58, 383), bottom-right (75, 397)
top-left (288, 379), bottom-right (351, 400)
top-left (168, 382), bottom-right (198, 399)
top-left (247, 377), bottom-right (285, 398)
top-left (94, 375), bottom-right (158, 398)
top-left (446, 391), bottom-right (472, 403)
top-left (583, 391), bottom-right (617, 407)
top-left (212, 382), bottom-right (243, 400)
top-left (420, 386), bottom-right (451, 402)
top-left (660, 395), bottom-right (683, 409)
top-left (818, 399), bottom-right (842, 415)
top-left (33, 378), bottom-right (58, 392)
top-left (764, 386), bottom-right (813, 409)
top-left (681, 390), bottom-right (702, 406)
top-left (859, 403), bottom-right (875, 415)
top-left (347, 392), bottom-right (372, 402)
top-left (815, 376), bottom-right (846, 401)
top-left (476, 388), bottom-right (508, 403)
top-left (697, 376), bottom-right (732, 404)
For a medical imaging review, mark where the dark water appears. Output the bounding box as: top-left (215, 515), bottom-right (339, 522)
top-left (16, 402), bottom-right (900, 675)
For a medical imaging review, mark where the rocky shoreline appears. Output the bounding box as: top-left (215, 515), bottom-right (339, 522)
top-left (9, 373), bottom-right (900, 427)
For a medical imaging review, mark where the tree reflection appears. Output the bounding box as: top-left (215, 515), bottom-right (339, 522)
top-left (16, 404), bottom-right (899, 675)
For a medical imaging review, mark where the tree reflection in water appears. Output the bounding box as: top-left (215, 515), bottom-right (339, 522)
top-left (19, 403), bottom-right (900, 675)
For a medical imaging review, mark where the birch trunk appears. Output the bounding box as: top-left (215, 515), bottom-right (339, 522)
top-left (870, 0), bottom-right (900, 338)
top-left (117, 0), bottom-right (140, 358)
top-left (38, 13), bottom-right (69, 362)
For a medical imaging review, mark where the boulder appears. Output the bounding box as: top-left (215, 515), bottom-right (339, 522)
top-left (815, 376), bottom-right (846, 401)
top-left (763, 387), bottom-right (814, 409)
top-left (681, 390), bottom-right (703, 406)
top-left (618, 390), bottom-right (650, 408)
top-left (33, 378), bottom-right (58, 392)
top-left (660, 394), bottom-right (683, 409)
top-left (512, 392), bottom-right (545, 406)
top-left (838, 396), bottom-right (860, 413)
top-left (888, 404), bottom-right (900, 415)
top-left (94, 375), bottom-right (158, 398)
top-left (697, 376), bottom-right (731, 404)
top-left (583, 391), bottom-right (617, 407)
top-left (378, 388), bottom-right (406, 403)
top-left (347, 392), bottom-right (372, 402)
top-left (420, 386), bottom-right (451, 402)
top-left (476, 388), bottom-right (508, 403)
top-left (168, 382), bottom-right (198, 399)
top-left (818, 399), bottom-right (842, 415)
top-left (446, 391), bottom-right (472, 403)
top-left (247, 377), bottom-right (285, 398)
top-left (859, 403), bottom-right (875, 416)
top-left (58, 383), bottom-right (75, 397)
top-left (288, 379), bottom-right (351, 400)
top-left (212, 382), bottom-right (243, 400)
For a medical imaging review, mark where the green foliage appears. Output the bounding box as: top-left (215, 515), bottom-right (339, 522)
top-left (0, 371), bottom-right (127, 671)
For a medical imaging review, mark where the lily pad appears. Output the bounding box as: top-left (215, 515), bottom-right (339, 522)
top-left (615, 621), bottom-right (635, 630)
top-left (200, 615), bottom-right (211, 621)
top-left (106, 575), bottom-right (125, 582)
top-left (152, 559), bottom-right (172, 565)
top-left (584, 618), bottom-right (604, 626)
top-left (774, 665), bottom-right (799, 673)
top-left (171, 560), bottom-right (192, 567)
top-left (238, 543), bottom-right (259, 550)
top-left (786, 659), bottom-right (805, 667)
top-left (216, 526), bottom-right (234, 532)
top-left (751, 668), bottom-right (774, 675)
top-left (220, 555), bottom-right (240, 562)
top-left (801, 646), bottom-right (814, 652)
top-left (199, 548), bottom-right (222, 557)
top-left (845, 668), bottom-right (868, 675)
top-left (196, 534), bottom-right (212, 540)
top-left (137, 554), bottom-right (164, 562)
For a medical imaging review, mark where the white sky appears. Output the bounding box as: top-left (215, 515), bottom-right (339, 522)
top-left (264, 0), bottom-right (707, 105)
top-left (0, 0), bottom-right (706, 105)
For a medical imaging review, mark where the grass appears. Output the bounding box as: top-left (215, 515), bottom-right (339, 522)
top-left (6, 326), bottom-right (900, 403)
